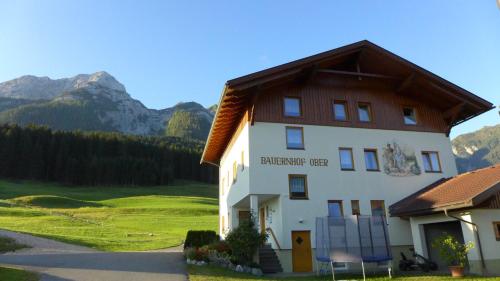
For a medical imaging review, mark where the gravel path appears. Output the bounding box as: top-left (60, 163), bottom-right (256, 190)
top-left (0, 229), bottom-right (187, 281)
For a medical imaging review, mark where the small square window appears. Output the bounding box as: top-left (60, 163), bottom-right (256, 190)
top-left (351, 200), bottom-right (361, 216)
top-left (328, 200), bottom-right (344, 217)
top-left (286, 127), bottom-right (304, 150)
top-left (333, 100), bottom-right (348, 121)
top-left (422, 151), bottom-right (441, 172)
top-left (289, 175), bottom-right (308, 199)
top-left (371, 200), bottom-right (386, 217)
top-left (364, 149), bottom-right (380, 171)
top-left (339, 148), bottom-right (354, 170)
top-left (493, 222), bottom-right (500, 241)
top-left (284, 97), bottom-right (302, 117)
top-left (403, 107), bottom-right (417, 125)
top-left (358, 103), bottom-right (372, 122)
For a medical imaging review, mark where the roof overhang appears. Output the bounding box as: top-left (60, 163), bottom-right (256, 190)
top-left (201, 40), bottom-right (495, 165)
top-left (390, 181), bottom-right (500, 217)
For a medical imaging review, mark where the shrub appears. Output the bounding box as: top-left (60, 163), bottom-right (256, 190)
top-left (207, 240), bottom-right (231, 254)
top-left (184, 247), bottom-right (197, 260)
top-left (184, 230), bottom-right (219, 249)
top-left (195, 246), bottom-right (209, 261)
top-left (432, 233), bottom-right (474, 267)
top-left (225, 213), bottom-right (267, 265)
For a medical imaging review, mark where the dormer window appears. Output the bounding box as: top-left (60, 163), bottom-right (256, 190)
top-left (403, 107), bottom-right (417, 125)
top-left (357, 102), bottom-right (372, 122)
top-left (283, 97), bottom-right (302, 117)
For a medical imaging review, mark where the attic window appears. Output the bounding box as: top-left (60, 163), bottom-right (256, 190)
top-left (403, 107), bottom-right (417, 125)
top-left (283, 97), bottom-right (302, 117)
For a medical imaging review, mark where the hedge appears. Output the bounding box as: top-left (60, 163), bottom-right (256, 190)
top-left (184, 230), bottom-right (219, 249)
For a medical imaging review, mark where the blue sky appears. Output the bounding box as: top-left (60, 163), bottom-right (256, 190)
top-left (0, 1), bottom-right (498, 138)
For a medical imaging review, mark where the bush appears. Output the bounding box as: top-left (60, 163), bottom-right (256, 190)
top-left (207, 240), bottom-right (231, 254)
top-left (225, 214), bottom-right (267, 265)
top-left (184, 247), bottom-right (197, 260)
top-left (432, 233), bottom-right (474, 267)
top-left (184, 230), bottom-right (219, 249)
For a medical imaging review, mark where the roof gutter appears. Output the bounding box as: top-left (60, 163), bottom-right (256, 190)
top-left (443, 209), bottom-right (486, 274)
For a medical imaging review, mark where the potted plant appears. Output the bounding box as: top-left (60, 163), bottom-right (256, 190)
top-left (432, 234), bottom-right (474, 277)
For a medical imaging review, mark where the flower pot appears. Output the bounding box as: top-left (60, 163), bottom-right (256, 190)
top-left (449, 265), bottom-right (464, 277)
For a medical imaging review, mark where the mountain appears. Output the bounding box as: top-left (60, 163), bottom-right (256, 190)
top-left (0, 72), bottom-right (214, 139)
top-left (452, 124), bottom-right (500, 173)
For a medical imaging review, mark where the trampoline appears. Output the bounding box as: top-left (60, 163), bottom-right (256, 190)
top-left (315, 215), bottom-right (393, 280)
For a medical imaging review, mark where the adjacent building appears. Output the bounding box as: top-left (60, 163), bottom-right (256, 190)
top-left (201, 40), bottom-right (497, 274)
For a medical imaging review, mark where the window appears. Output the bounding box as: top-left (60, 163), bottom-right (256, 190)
top-left (403, 107), bottom-right (417, 125)
top-left (364, 149), bottom-right (380, 171)
top-left (422, 151), bottom-right (442, 172)
top-left (333, 100), bottom-right (348, 121)
top-left (241, 151), bottom-right (245, 171)
top-left (339, 148), bottom-right (354, 170)
top-left (358, 103), bottom-right (372, 122)
top-left (371, 200), bottom-right (386, 217)
top-left (283, 97), bottom-right (302, 117)
top-left (289, 175), bottom-right (308, 199)
top-left (286, 127), bottom-right (304, 149)
top-left (232, 161), bottom-right (237, 182)
top-left (328, 200), bottom-right (344, 217)
top-left (493, 222), bottom-right (500, 241)
top-left (221, 178), bottom-right (225, 196)
top-left (351, 200), bottom-right (361, 216)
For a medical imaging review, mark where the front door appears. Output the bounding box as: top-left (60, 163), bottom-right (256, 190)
top-left (259, 208), bottom-right (266, 234)
top-left (291, 231), bottom-right (313, 272)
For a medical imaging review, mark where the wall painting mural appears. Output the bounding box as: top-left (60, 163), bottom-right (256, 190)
top-left (382, 141), bottom-right (421, 176)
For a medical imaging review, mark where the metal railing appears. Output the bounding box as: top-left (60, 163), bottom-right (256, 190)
top-left (265, 227), bottom-right (281, 250)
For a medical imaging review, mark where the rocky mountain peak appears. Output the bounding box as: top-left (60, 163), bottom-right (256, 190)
top-left (73, 71), bottom-right (126, 93)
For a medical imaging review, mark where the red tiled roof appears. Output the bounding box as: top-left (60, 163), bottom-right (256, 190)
top-left (390, 164), bottom-right (500, 217)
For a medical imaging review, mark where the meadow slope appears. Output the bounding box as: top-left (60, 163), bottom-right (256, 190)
top-left (0, 180), bottom-right (218, 251)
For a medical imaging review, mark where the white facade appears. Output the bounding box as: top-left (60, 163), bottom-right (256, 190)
top-left (219, 121), bottom-right (459, 272)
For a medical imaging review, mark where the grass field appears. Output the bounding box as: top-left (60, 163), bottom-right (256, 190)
top-left (0, 267), bottom-right (38, 281)
top-left (188, 265), bottom-right (500, 281)
top-left (0, 180), bottom-right (218, 251)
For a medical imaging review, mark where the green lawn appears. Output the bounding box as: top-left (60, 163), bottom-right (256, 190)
top-left (188, 265), bottom-right (500, 281)
top-left (0, 267), bottom-right (38, 281)
top-left (0, 180), bottom-right (218, 251)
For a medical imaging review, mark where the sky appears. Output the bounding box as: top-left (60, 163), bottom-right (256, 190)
top-left (0, 1), bottom-right (498, 138)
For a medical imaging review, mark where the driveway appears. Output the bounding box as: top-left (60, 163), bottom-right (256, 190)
top-left (0, 229), bottom-right (187, 281)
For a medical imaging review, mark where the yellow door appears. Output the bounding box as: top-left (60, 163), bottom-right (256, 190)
top-left (291, 231), bottom-right (313, 272)
top-left (259, 208), bottom-right (266, 234)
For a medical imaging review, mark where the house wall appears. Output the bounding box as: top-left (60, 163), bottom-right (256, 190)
top-left (470, 209), bottom-right (500, 275)
top-left (248, 122), bottom-right (457, 272)
top-left (219, 121), bottom-right (250, 237)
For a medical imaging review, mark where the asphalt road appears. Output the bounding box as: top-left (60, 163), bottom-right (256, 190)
top-left (0, 229), bottom-right (187, 281)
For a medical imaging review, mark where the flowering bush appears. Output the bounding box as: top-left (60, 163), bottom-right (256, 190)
top-left (207, 240), bottom-right (231, 254)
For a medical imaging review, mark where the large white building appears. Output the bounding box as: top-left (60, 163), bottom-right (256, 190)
top-left (201, 41), bottom-right (498, 275)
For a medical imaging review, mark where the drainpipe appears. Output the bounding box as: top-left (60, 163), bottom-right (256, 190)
top-left (443, 209), bottom-right (487, 274)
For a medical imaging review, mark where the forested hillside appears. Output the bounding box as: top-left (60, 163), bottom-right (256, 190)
top-left (452, 124), bottom-right (500, 173)
top-left (0, 124), bottom-right (217, 185)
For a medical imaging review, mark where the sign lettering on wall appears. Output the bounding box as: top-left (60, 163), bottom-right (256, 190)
top-left (260, 156), bottom-right (328, 167)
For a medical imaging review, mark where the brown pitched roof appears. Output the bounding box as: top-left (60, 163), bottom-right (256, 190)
top-left (390, 165), bottom-right (500, 217)
top-left (201, 40), bottom-right (494, 165)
